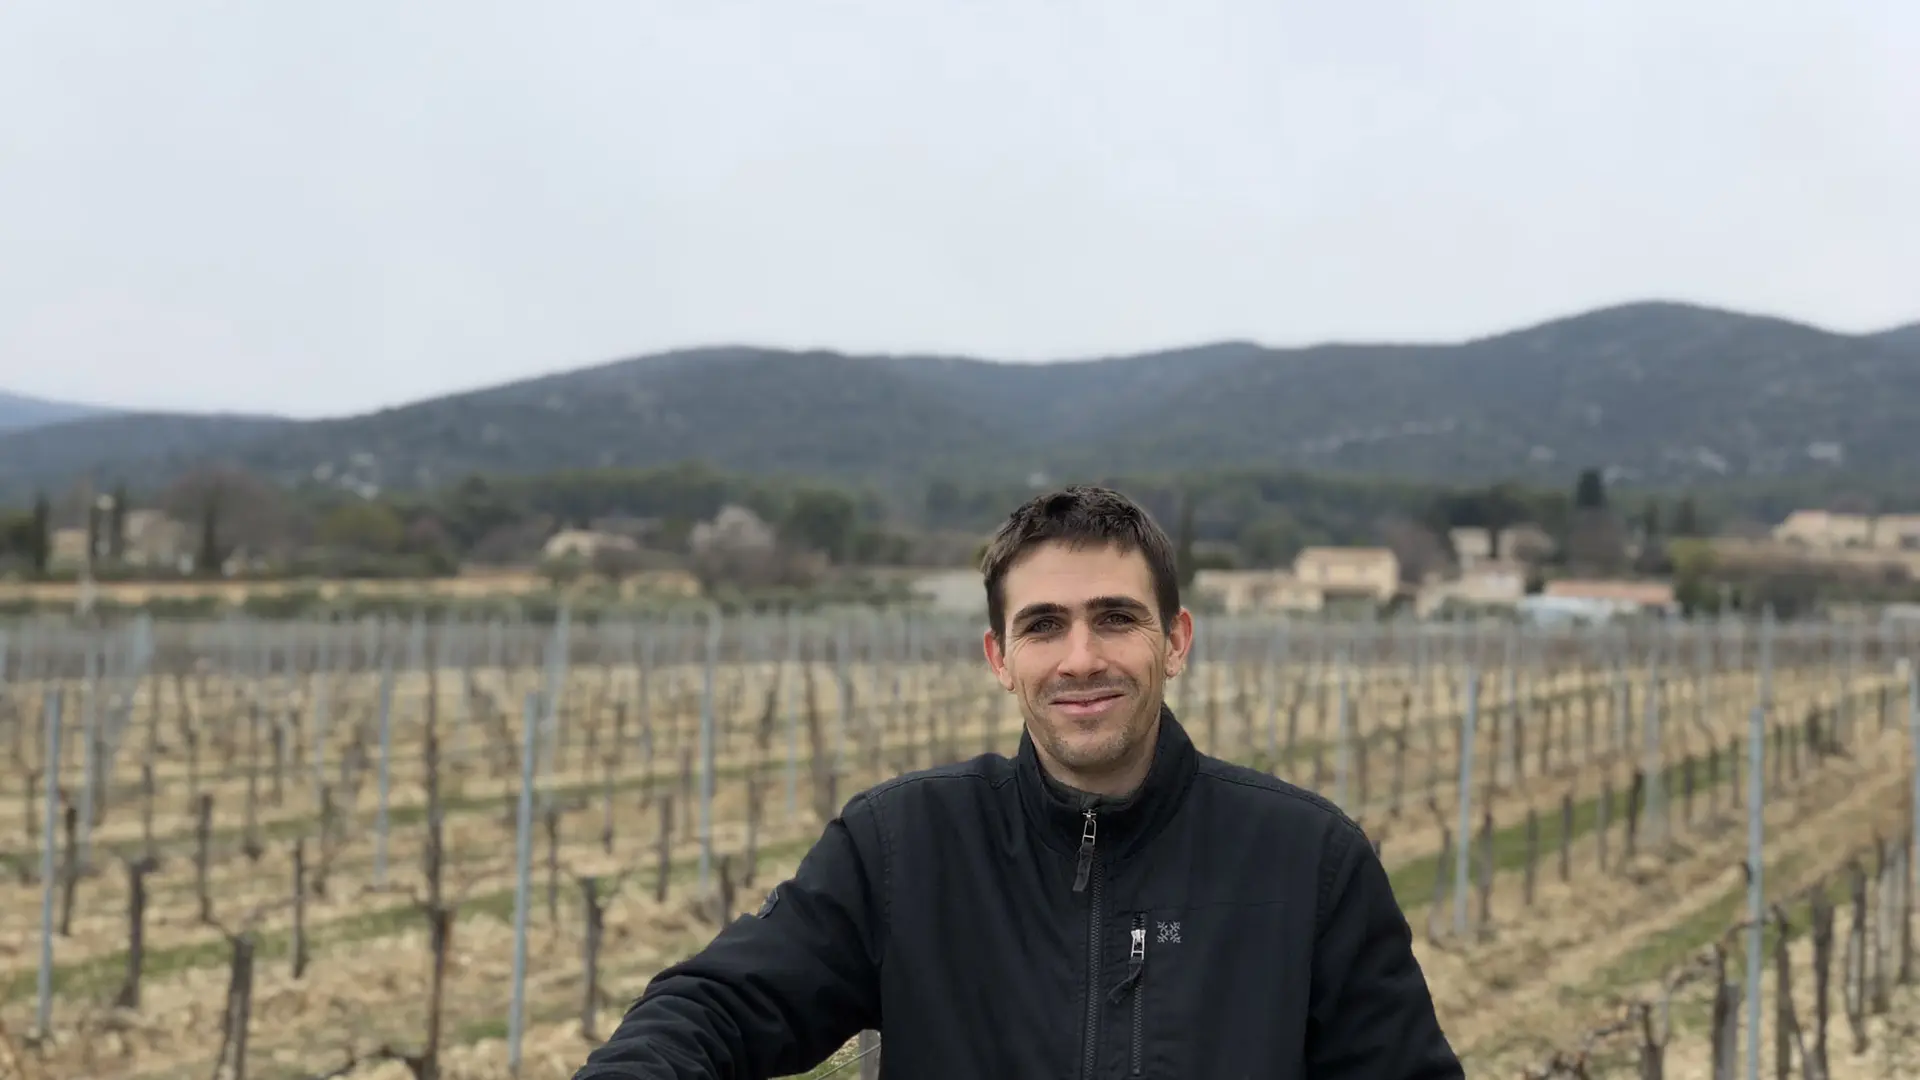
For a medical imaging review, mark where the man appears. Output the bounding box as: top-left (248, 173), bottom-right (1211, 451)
top-left (574, 485), bottom-right (1462, 1079)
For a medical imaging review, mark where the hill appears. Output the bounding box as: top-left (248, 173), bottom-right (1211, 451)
top-left (1873, 322), bottom-right (1920, 353)
top-left (0, 411), bottom-right (294, 501)
top-left (2, 300), bottom-right (1917, 504)
top-left (0, 390), bottom-right (116, 434)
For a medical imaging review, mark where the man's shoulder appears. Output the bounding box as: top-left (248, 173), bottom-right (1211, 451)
top-left (1190, 753), bottom-right (1367, 842)
top-left (1189, 755), bottom-right (1378, 932)
top-left (855, 751), bottom-right (1020, 808)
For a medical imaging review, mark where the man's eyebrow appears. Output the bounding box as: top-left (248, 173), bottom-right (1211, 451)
top-left (1011, 602), bottom-right (1069, 626)
top-left (1011, 596), bottom-right (1152, 626)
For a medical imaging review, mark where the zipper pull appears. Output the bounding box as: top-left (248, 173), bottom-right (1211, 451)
top-left (1109, 917), bottom-right (1147, 1002)
top-left (1072, 809), bottom-right (1097, 892)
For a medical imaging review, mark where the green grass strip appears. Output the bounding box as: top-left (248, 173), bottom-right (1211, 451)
top-left (1381, 744), bottom-right (1751, 909)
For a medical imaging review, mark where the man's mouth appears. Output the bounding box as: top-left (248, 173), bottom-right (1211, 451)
top-left (1050, 692), bottom-right (1125, 717)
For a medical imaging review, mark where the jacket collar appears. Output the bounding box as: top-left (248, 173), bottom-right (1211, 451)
top-left (1014, 702), bottom-right (1198, 860)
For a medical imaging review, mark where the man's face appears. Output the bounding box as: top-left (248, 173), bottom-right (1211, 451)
top-left (983, 540), bottom-right (1194, 795)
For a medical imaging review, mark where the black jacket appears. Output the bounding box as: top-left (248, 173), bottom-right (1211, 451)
top-left (575, 706), bottom-right (1464, 1079)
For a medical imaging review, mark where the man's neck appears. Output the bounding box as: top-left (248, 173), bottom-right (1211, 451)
top-left (1035, 722), bottom-right (1159, 804)
top-left (1040, 763), bottom-right (1136, 809)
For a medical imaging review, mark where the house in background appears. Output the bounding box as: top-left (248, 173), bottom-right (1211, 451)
top-left (542, 528), bottom-right (641, 563)
top-left (49, 527), bottom-right (88, 569)
top-left (122, 509), bottom-right (189, 569)
top-left (1294, 546), bottom-right (1400, 606)
top-left (1502, 523), bottom-right (1557, 562)
top-left (1773, 510), bottom-right (1874, 550)
top-left (1193, 547), bottom-right (1402, 616)
top-left (1528, 578), bottom-right (1678, 621)
top-left (45, 509), bottom-right (192, 573)
top-left (1870, 514), bottom-right (1920, 550)
top-left (1450, 524), bottom-right (1556, 570)
top-left (1768, 509), bottom-right (1920, 552)
top-left (1191, 569), bottom-right (1326, 614)
top-left (1415, 562), bottom-right (1528, 618)
top-left (1449, 527), bottom-right (1496, 569)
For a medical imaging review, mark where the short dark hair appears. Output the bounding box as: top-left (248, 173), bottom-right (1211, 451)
top-left (980, 485), bottom-right (1181, 640)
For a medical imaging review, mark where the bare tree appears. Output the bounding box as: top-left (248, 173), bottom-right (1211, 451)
top-left (157, 465), bottom-right (301, 570)
top-left (1378, 516), bottom-right (1452, 585)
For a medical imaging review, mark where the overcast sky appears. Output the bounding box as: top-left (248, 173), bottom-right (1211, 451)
top-left (2, 2), bottom-right (1915, 419)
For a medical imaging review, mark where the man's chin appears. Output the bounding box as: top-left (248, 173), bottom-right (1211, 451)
top-left (1049, 730), bottom-right (1133, 770)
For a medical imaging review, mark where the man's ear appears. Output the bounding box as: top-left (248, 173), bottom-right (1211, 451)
top-left (1164, 608), bottom-right (1194, 679)
top-left (983, 628), bottom-right (1015, 691)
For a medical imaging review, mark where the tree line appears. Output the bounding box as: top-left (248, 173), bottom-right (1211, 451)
top-left (0, 456), bottom-right (1837, 604)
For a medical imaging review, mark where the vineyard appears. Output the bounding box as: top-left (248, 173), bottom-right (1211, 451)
top-left (0, 611), bottom-right (1916, 1080)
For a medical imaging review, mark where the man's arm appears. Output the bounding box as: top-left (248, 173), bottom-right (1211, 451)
top-left (573, 794), bottom-right (886, 1079)
top-left (1304, 819), bottom-right (1464, 1079)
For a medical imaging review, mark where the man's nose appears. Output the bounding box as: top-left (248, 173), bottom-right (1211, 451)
top-left (1057, 621), bottom-right (1107, 676)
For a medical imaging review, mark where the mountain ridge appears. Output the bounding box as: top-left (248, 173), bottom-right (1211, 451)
top-left (0, 389), bottom-right (120, 433)
top-left (2, 298), bottom-right (1916, 503)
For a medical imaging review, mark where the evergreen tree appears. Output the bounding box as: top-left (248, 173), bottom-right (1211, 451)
top-left (28, 493), bottom-right (50, 576)
top-left (109, 482), bottom-right (128, 560)
top-left (199, 493), bottom-right (222, 577)
top-left (1573, 468), bottom-right (1607, 510)
top-left (1174, 490), bottom-right (1198, 589)
top-left (1671, 497), bottom-right (1701, 537)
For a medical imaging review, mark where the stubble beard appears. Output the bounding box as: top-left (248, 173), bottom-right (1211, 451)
top-left (1025, 681), bottom-right (1162, 781)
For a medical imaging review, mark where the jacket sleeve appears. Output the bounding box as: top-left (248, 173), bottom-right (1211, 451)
top-left (1304, 819), bottom-right (1464, 1079)
top-left (572, 793), bottom-right (887, 1079)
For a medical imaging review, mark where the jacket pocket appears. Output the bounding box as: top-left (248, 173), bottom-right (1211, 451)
top-left (1107, 913), bottom-right (1148, 1075)
top-left (1128, 900), bottom-right (1301, 1077)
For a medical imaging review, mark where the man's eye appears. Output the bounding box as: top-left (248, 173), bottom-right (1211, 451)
top-left (1100, 612), bottom-right (1134, 626)
top-left (1026, 618), bottom-right (1059, 634)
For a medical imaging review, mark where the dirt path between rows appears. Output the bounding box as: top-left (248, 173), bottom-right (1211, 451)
top-left (1423, 723), bottom-right (1914, 1065)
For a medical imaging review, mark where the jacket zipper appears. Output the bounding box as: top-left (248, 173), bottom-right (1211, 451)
top-left (1074, 808), bottom-right (1100, 1080)
top-left (1107, 915), bottom-right (1147, 1075)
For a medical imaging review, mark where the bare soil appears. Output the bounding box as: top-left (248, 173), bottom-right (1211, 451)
top-left (0, 654), bottom-right (1908, 1080)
